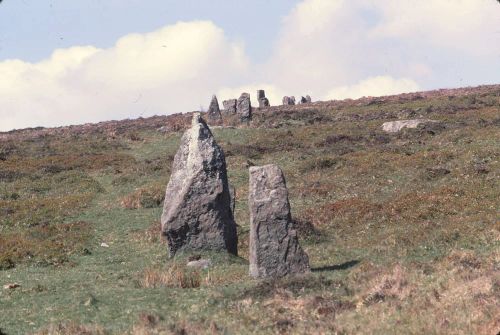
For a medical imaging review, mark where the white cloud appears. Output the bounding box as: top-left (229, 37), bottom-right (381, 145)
top-left (264, 0), bottom-right (500, 97)
top-left (324, 76), bottom-right (420, 100)
top-left (0, 21), bottom-right (249, 131)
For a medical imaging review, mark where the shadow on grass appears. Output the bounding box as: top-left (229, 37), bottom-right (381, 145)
top-left (311, 260), bottom-right (360, 272)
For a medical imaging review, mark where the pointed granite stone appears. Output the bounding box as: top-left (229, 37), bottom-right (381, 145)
top-left (248, 164), bottom-right (310, 278)
top-left (207, 95), bottom-right (222, 121)
top-left (161, 114), bottom-right (237, 257)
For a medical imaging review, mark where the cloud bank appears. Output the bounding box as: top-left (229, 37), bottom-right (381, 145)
top-left (1, 0), bottom-right (499, 130)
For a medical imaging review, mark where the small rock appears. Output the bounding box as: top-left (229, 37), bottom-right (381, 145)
top-left (100, 242), bottom-right (109, 248)
top-left (382, 119), bottom-right (437, 133)
top-left (186, 259), bottom-right (212, 269)
top-left (3, 283), bottom-right (20, 290)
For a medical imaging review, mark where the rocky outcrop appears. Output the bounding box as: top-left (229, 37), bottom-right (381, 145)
top-left (382, 119), bottom-right (437, 133)
top-left (222, 99), bottom-right (237, 115)
top-left (248, 164), bottom-right (310, 278)
top-left (161, 114), bottom-right (237, 257)
top-left (207, 95), bottom-right (222, 121)
top-left (237, 93), bottom-right (252, 121)
top-left (282, 96), bottom-right (296, 105)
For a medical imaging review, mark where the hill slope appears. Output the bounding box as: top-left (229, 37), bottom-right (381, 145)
top-left (0, 85), bottom-right (499, 334)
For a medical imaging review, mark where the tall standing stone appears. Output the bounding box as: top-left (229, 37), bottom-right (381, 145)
top-left (161, 114), bottom-right (237, 257)
top-left (248, 164), bottom-right (310, 278)
top-left (207, 95), bottom-right (222, 121)
top-left (237, 93), bottom-right (252, 121)
top-left (222, 99), bottom-right (237, 115)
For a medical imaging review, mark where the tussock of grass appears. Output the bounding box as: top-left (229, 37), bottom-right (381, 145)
top-left (121, 184), bottom-right (165, 209)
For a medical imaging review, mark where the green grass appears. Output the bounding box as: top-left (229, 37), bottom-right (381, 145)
top-left (0, 88), bottom-right (499, 334)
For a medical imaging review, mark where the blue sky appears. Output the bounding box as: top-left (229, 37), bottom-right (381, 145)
top-left (0, 1), bottom-right (294, 63)
top-left (0, 0), bottom-right (499, 131)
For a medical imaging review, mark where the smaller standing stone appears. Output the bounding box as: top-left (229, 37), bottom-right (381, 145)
top-left (237, 93), bottom-right (252, 121)
top-left (305, 95), bottom-right (312, 103)
top-left (249, 164), bottom-right (310, 278)
top-left (298, 96), bottom-right (307, 104)
top-left (207, 95), bottom-right (222, 121)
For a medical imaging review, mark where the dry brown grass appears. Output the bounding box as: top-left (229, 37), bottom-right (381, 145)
top-left (120, 185), bottom-right (165, 209)
top-left (139, 264), bottom-right (202, 289)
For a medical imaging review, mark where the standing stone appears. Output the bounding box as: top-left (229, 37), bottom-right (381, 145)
top-left (257, 90), bottom-right (270, 108)
top-left (207, 95), bottom-right (222, 121)
top-left (249, 164), bottom-right (310, 278)
top-left (237, 93), bottom-right (252, 121)
top-left (222, 99), bottom-right (237, 115)
top-left (299, 96), bottom-right (308, 104)
top-left (161, 114), bottom-right (237, 257)
top-left (282, 96), bottom-right (296, 106)
top-left (257, 90), bottom-right (266, 100)
top-left (305, 95), bottom-right (312, 103)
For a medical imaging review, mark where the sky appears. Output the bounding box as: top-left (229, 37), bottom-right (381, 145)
top-left (0, 0), bottom-right (499, 131)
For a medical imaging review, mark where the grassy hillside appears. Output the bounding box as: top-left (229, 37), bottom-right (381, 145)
top-left (0, 85), bottom-right (499, 334)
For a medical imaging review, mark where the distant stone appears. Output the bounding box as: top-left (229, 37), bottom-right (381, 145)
top-left (161, 114), bottom-right (238, 257)
top-left (382, 119), bottom-right (437, 133)
top-left (187, 259), bottom-right (212, 269)
top-left (207, 95), bottom-right (222, 121)
top-left (282, 96), bottom-right (296, 105)
top-left (257, 90), bottom-right (266, 100)
top-left (237, 93), bottom-right (252, 121)
top-left (257, 90), bottom-right (270, 108)
top-left (298, 96), bottom-right (308, 104)
top-left (222, 99), bottom-right (237, 115)
top-left (305, 95), bottom-right (312, 103)
top-left (248, 164), bottom-right (310, 278)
